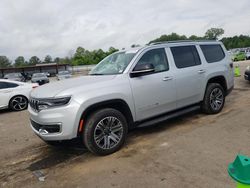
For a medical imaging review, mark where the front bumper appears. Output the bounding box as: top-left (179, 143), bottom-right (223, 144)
top-left (28, 98), bottom-right (81, 141)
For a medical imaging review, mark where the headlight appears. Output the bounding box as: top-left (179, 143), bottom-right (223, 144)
top-left (30, 96), bottom-right (71, 111)
top-left (247, 66), bottom-right (250, 71)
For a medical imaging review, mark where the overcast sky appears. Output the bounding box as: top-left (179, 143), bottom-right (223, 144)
top-left (0, 0), bottom-right (250, 60)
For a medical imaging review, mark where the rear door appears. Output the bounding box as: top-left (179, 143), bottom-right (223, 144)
top-left (170, 45), bottom-right (206, 108)
top-left (129, 48), bottom-right (177, 121)
top-left (0, 82), bottom-right (12, 108)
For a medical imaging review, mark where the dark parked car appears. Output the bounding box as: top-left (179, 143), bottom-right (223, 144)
top-left (31, 73), bottom-right (49, 85)
top-left (246, 52), bottom-right (250, 60)
top-left (4, 73), bottom-right (25, 82)
top-left (244, 66), bottom-right (250, 81)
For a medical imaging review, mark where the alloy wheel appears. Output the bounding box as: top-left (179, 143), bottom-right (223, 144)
top-left (209, 88), bottom-right (224, 111)
top-left (94, 116), bottom-right (124, 150)
top-left (11, 96), bottom-right (28, 111)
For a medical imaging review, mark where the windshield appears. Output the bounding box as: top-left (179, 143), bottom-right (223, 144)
top-left (89, 52), bottom-right (135, 75)
top-left (33, 73), bottom-right (45, 78)
top-left (5, 73), bottom-right (20, 78)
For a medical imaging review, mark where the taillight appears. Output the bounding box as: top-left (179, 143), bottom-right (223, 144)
top-left (229, 63), bottom-right (233, 68)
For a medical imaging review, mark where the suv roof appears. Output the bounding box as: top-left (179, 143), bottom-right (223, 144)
top-left (121, 40), bottom-right (222, 54)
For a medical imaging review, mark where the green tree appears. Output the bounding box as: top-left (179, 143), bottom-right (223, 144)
top-left (149, 33), bottom-right (188, 44)
top-left (0, 56), bottom-right (11, 68)
top-left (60, 57), bottom-right (73, 65)
top-left (14, 56), bottom-right (26, 67)
top-left (44, 55), bottom-right (53, 64)
top-left (221, 35), bottom-right (250, 49)
top-left (108, 47), bottom-right (118, 55)
top-left (73, 47), bottom-right (86, 65)
top-left (189, 35), bottom-right (205, 40)
top-left (54, 57), bottom-right (60, 64)
top-left (205, 28), bottom-right (224, 40)
top-left (29, 56), bottom-right (41, 65)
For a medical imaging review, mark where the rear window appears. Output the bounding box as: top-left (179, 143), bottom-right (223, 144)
top-left (200, 44), bottom-right (225, 63)
top-left (171, 46), bottom-right (201, 69)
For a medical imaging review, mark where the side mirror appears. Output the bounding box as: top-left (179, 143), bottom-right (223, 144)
top-left (130, 63), bottom-right (155, 78)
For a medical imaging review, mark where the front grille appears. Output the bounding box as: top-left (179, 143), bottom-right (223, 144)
top-left (31, 119), bottom-right (61, 133)
top-left (29, 98), bottom-right (39, 111)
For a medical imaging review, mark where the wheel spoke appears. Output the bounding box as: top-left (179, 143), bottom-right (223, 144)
top-left (103, 135), bottom-right (110, 149)
top-left (97, 121), bottom-right (105, 131)
top-left (107, 117), bottom-right (116, 127)
top-left (95, 133), bottom-right (105, 144)
top-left (109, 132), bottom-right (120, 143)
top-left (110, 123), bottom-right (122, 132)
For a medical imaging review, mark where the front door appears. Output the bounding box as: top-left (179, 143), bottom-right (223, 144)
top-left (129, 48), bottom-right (177, 121)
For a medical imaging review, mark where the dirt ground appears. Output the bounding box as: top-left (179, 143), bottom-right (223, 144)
top-left (1, 61), bottom-right (250, 188)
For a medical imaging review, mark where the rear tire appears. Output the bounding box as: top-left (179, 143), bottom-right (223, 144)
top-left (83, 108), bottom-right (128, 155)
top-left (9, 95), bottom-right (28, 111)
top-left (201, 83), bottom-right (225, 114)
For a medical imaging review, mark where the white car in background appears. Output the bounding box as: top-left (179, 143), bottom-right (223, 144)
top-left (0, 79), bottom-right (38, 111)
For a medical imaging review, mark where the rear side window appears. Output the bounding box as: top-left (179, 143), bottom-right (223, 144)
top-left (171, 46), bottom-right (201, 69)
top-left (7, 83), bottom-right (19, 88)
top-left (0, 82), bottom-right (7, 89)
top-left (0, 82), bottom-right (18, 89)
top-left (200, 44), bottom-right (225, 63)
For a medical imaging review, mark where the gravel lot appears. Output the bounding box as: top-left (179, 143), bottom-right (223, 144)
top-left (1, 61), bottom-right (250, 188)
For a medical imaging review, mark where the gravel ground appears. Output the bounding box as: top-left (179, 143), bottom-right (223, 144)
top-left (0, 60), bottom-right (250, 188)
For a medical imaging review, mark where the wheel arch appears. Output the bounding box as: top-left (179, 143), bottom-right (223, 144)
top-left (78, 99), bottom-right (135, 134)
top-left (206, 75), bottom-right (227, 93)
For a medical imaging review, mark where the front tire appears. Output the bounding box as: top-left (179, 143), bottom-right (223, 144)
top-left (201, 83), bottom-right (225, 114)
top-left (83, 108), bottom-right (128, 155)
top-left (9, 95), bottom-right (28, 111)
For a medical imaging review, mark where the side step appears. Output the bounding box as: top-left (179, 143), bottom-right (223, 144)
top-left (137, 105), bottom-right (200, 128)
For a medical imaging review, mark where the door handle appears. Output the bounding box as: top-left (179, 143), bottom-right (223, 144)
top-left (198, 69), bottom-right (206, 74)
top-left (162, 77), bottom-right (173, 81)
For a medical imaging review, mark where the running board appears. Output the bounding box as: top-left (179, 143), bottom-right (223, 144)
top-left (137, 105), bottom-right (200, 128)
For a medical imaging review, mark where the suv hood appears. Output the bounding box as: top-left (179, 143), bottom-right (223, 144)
top-left (31, 75), bottom-right (116, 98)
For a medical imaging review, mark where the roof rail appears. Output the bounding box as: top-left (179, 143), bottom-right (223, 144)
top-left (149, 40), bottom-right (194, 46)
top-left (149, 39), bottom-right (218, 46)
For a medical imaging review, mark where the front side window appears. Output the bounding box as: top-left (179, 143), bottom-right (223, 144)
top-left (200, 44), bottom-right (225, 63)
top-left (135, 48), bottom-right (169, 73)
top-left (90, 52), bottom-right (136, 75)
top-left (171, 46), bottom-right (201, 68)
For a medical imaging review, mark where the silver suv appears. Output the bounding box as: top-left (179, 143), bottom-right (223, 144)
top-left (28, 41), bottom-right (234, 155)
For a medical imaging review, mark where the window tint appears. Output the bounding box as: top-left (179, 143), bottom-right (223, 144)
top-left (0, 82), bottom-right (18, 89)
top-left (7, 83), bottom-right (19, 88)
top-left (0, 82), bottom-right (8, 89)
top-left (200, 44), bottom-right (225, 63)
top-left (135, 48), bottom-right (169, 73)
top-left (171, 46), bottom-right (201, 69)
